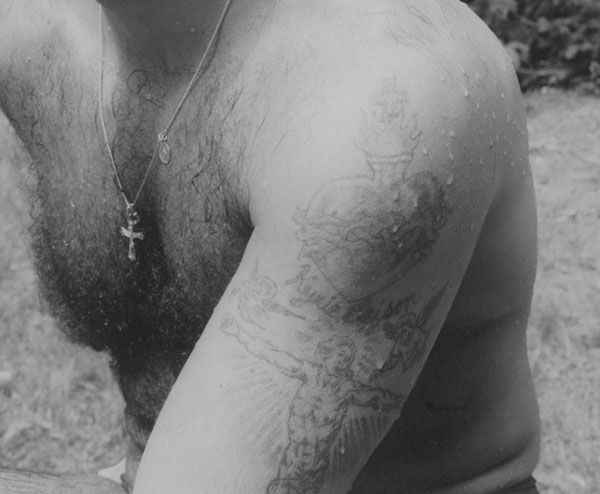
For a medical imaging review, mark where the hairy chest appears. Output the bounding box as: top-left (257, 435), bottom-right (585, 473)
top-left (1, 41), bottom-right (253, 366)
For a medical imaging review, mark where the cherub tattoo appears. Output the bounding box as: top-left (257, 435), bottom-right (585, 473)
top-left (221, 319), bottom-right (405, 494)
top-left (232, 273), bottom-right (305, 330)
top-left (293, 79), bottom-right (450, 304)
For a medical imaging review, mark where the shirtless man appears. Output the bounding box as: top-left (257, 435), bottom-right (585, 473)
top-left (0, 0), bottom-right (540, 493)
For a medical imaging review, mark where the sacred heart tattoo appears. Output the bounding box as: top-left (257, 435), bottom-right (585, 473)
top-left (293, 81), bottom-right (451, 302)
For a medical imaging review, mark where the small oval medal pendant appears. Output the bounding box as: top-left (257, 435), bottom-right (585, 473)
top-left (158, 139), bottom-right (171, 165)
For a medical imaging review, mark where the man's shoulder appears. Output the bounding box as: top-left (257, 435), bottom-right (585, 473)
top-left (279, 0), bottom-right (512, 85)
top-left (345, 0), bottom-right (515, 104)
top-left (249, 1), bottom-right (521, 220)
top-left (258, 0), bottom-right (520, 145)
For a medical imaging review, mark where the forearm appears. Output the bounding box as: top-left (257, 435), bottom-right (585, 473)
top-left (0, 469), bottom-right (127, 494)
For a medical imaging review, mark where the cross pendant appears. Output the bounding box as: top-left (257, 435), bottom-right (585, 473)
top-left (120, 208), bottom-right (144, 262)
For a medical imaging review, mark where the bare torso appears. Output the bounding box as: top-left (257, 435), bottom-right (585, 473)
top-left (0, 0), bottom-right (539, 492)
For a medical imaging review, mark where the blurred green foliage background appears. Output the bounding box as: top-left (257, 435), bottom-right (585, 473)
top-left (463, 0), bottom-right (600, 92)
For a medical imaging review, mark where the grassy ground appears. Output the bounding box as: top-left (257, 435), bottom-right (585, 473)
top-left (524, 91), bottom-right (600, 493)
top-left (0, 91), bottom-right (599, 493)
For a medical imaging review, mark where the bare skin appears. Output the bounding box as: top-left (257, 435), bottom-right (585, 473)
top-left (0, 1), bottom-right (539, 493)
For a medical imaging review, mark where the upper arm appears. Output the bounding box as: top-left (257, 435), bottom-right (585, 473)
top-left (134, 46), bottom-right (507, 494)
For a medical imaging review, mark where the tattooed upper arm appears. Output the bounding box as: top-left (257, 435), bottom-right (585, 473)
top-left (201, 75), bottom-right (491, 492)
top-left (292, 80), bottom-right (451, 303)
top-left (137, 71), bottom-right (499, 494)
top-left (252, 71), bottom-right (494, 308)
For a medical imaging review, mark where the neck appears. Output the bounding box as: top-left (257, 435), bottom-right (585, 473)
top-left (98, 0), bottom-right (234, 70)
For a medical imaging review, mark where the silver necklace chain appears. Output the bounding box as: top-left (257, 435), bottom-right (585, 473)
top-left (97, 0), bottom-right (233, 261)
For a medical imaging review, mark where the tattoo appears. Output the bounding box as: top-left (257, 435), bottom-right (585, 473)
top-left (292, 79), bottom-right (451, 304)
top-left (287, 265), bottom-right (344, 317)
top-left (221, 317), bottom-right (405, 494)
top-left (370, 283), bottom-right (448, 378)
top-left (287, 267), bottom-right (424, 327)
top-left (343, 293), bottom-right (418, 325)
top-left (220, 82), bottom-right (452, 493)
top-left (233, 267), bottom-right (305, 330)
top-left (223, 265), bottom-right (448, 493)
